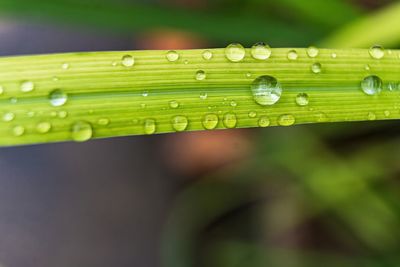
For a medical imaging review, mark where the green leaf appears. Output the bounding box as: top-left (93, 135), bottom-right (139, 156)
top-left (0, 47), bottom-right (399, 146)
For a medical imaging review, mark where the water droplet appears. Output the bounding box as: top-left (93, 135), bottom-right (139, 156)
top-left (365, 64), bottom-right (371, 71)
top-left (202, 50), bottom-right (213, 60)
top-left (311, 63), bottom-right (322, 74)
top-left (144, 119), bottom-right (156, 135)
top-left (225, 43), bottom-right (245, 62)
top-left (246, 72), bottom-right (252, 78)
top-left (21, 81), bottom-right (34, 93)
top-left (202, 114), bottom-right (219, 130)
top-left (62, 63), bottom-right (69, 70)
top-left (367, 112), bottom-right (376, 121)
top-left (258, 116), bottom-right (270, 127)
top-left (251, 75), bottom-right (282, 106)
top-left (195, 70), bottom-right (206, 81)
top-left (12, 125), bottom-right (25, 136)
top-left (361, 75), bottom-right (382, 95)
top-left (315, 112), bottom-right (328, 122)
top-left (0, 85), bottom-right (3, 95)
top-left (248, 111), bottom-right (257, 118)
top-left (296, 93), bottom-right (309, 106)
top-left (166, 50), bottom-right (179, 62)
top-left (98, 118), bottom-right (110, 126)
top-left (278, 114), bottom-right (295, 126)
top-left (111, 61), bottom-right (118, 67)
top-left (184, 60), bottom-right (189, 65)
top-left (223, 113), bottom-right (237, 128)
top-left (369, 45), bottom-right (385, 59)
top-left (169, 100), bottom-right (179, 109)
top-left (122, 55), bottom-right (135, 67)
top-left (388, 83), bottom-right (397, 91)
top-left (49, 89), bottom-right (68, 107)
top-left (71, 121), bottom-right (93, 142)
top-left (251, 42), bottom-right (271, 60)
top-left (384, 110), bottom-right (391, 117)
top-left (172, 115), bottom-right (188, 132)
top-left (331, 53), bottom-right (337, 58)
top-left (287, 50), bottom-right (298, 60)
top-left (36, 122), bottom-right (51, 133)
top-left (58, 111), bottom-right (68, 118)
top-left (230, 101), bottom-right (237, 107)
top-left (200, 92), bottom-right (208, 100)
top-left (9, 97), bottom-right (17, 104)
top-left (3, 112), bottom-right (15, 122)
top-left (307, 46), bottom-right (319, 58)
top-left (142, 90), bottom-right (148, 97)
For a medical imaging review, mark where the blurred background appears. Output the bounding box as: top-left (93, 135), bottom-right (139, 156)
top-left (1, 0), bottom-right (400, 266)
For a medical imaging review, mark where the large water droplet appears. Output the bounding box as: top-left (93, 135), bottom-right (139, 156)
top-left (225, 43), bottom-right (245, 62)
top-left (12, 125), bottom-right (25, 136)
top-left (307, 46), bottom-right (319, 58)
top-left (195, 70), bottom-right (206, 81)
top-left (172, 115), bottom-right (188, 132)
top-left (296, 93), bottom-right (309, 106)
top-left (144, 119), bottom-right (156, 135)
top-left (202, 114), bottom-right (219, 130)
top-left (166, 51), bottom-right (179, 62)
top-left (3, 112), bottom-right (15, 122)
top-left (49, 89), bottom-right (68, 107)
top-left (361, 75), bottom-right (382, 95)
top-left (202, 50), bottom-right (213, 60)
top-left (251, 75), bottom-right (282, 106)
top-left (369, 45), bottom-right (385, 59)
top-left (251, 42), bottom-right (271, 60)
top-left (122, 55), bottom-right (135, 67)
top-left (21, 81), bottom-right (34, 93)
top-left (71, 121), bottom-right (93, 142)
top-left (36, 122), bottom-right (52, 133)
top-left (223, 113), bottom-right (237, 128)
top-left (278, 114), bottom-right (295, 126)
top-left (287, 50), bottom-right (298, 61)
top-left (258, 116), bottom-right (270, 127)
top-left (311, 63), bottom-right (322, 74)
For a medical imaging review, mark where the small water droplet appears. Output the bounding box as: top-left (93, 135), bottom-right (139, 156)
top-left (202, 50), bottom-right (213, 60)
top-left (369, 45), bottom-right (385, 59)
top-left (246, 72), bottom-right (252, 78)
top-left (49, 89), bottom-right (68, 107)
top-left (367, 112), bottom-right (376, 121)
top-left (52, 76), bottom-right (59, 82)
top-left (111, 61), bottom-right (118, 67)
top-left (251, 75), bottom-right (282, 106)
top-left (225, 43), bottom-right (245, 62)
top-left (287, 50), bottom-right (298, 61)
top-left (365, 64), bottom-right (371, 71)
top-left (36, 122), bottom-right (51, 133)
top-left (251, 42), bottom-right (271, 60)
top-left (307, 46), bottom-right (319, 58)
top-left (122, 55), bottom-right (135, 67)
top-left (361, 75), bottom-right (382, 95)
top-left (388, 83), bottom-right (397, 91)
top-left (200, 92), bottom-right (208, 100)
top-left (98, 118), bottom-right (110, 126)
top-left (230, 101), bottom-right (237, 107)
top-left (311, 63), bottom-right (322, 74)
top-left (9, 97), bottom-right (17, 104)
top-left (71, 121), bottom-right (93, 142)
top-left (12, 125), bottom-right (25, 136)
top-left (142, 90), bottom-right (148, 97)
top-left (248, 111), bottom-right (257, 118)
top-left (331, 53), bottom-right (337, 58)
top-left (58, 111), bottom-right (68, 118)
top-left (27, 111), bottom-right (35, 118)
top-left (20, 81), bottom-right (34, 93)
top-left (278, 114), bottom-right (295, 126)
top-left (169, 100), bottom-right (179, 109)
top-left (202, 114), bottom-right (219, 130)
top-left (144, 119), bottom-right (156, 135)
top-left (315, 112), bottom-right (328, 122)
top-left (0, 85), bottom-right (3, 95)
top-left (172, 115), bottom-right (188, 132)
top-left (296, 93), bottom-right (309, 106)
top-left (184, 60), bottom-right (189, 65)
top-left (384, 110), bottom-right (391, 117)
top-left (195, 70), bottom-right (206, 81)
top-left (258, 116), bottom-right (270, 127)
top-left (3, 112), bottom-right (15, 122)
top-left (223, 113), bottom-right (237, 128)
top-left (61, 63), bottom-right (69, 70)
top-left (166, 50), bottom-right (179, 62)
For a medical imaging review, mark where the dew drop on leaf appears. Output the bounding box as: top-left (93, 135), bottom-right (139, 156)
top-left (3, 112), bottom-right (15, 122)
top-left (287, 50), bottom-right (298, 60)
top-left (195, 70), bottom-right (206, 81)
top-left (36, 122), bottom-right (52, 133)
top-left (251, 75), bottom-right (282, 106)
top-left (248, 111), bottom-right (257, 118)
top-left (225, 43), bottom-right (245, 62)
top-left (49, 89), bottom-right (68, 107)
top-left (122, 55), bottom-right (135, 67)
top-left (369, 45), bottom-right (385, 59)
top-left (307, 46), bottom-right (319, 58)
top-left (278, 114), bottom-right (295, 126)
top-left (202, 50), bottom-right (213, 60)
top-left (169, 100), bottom-right (179, 109)
top-left (12, 125), bottom-right (25, 136)
top-left (144, 119), bottom-right (156, 135)
top-left (251, 42), bottom-right (271, 60)
top-left (97, 118), bottom-right (110, 126)
top-left (258, 116), bottom-right (270, 127)
top-left (172, 115), bottom-right (188, 132)
top-left (20, 81), bottom-right (34, 93)
top-left (166, 51), bottom-right (179, 62)
top-left (367, 112), bottom-right (376, 121)
top-left (311, 63), bottom-right (322, 74)
top-left (202, 114), bottom-right (219, 130)
top-left (296, 93), bottom-right (309, 106)
top-left (223, 113), bottom-right (237, 128)
top-left (361, 75), bottom-right (382, 95)
top-left (71, 121), bottom-right (93, 142)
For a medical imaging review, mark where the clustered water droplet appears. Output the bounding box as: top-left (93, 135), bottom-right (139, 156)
top-left (225, 43), bottom-right (246, 62)
top-left (251, 42), bottom-right (271, 60)
top-left (251, 75), bottom-right (282, 106)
